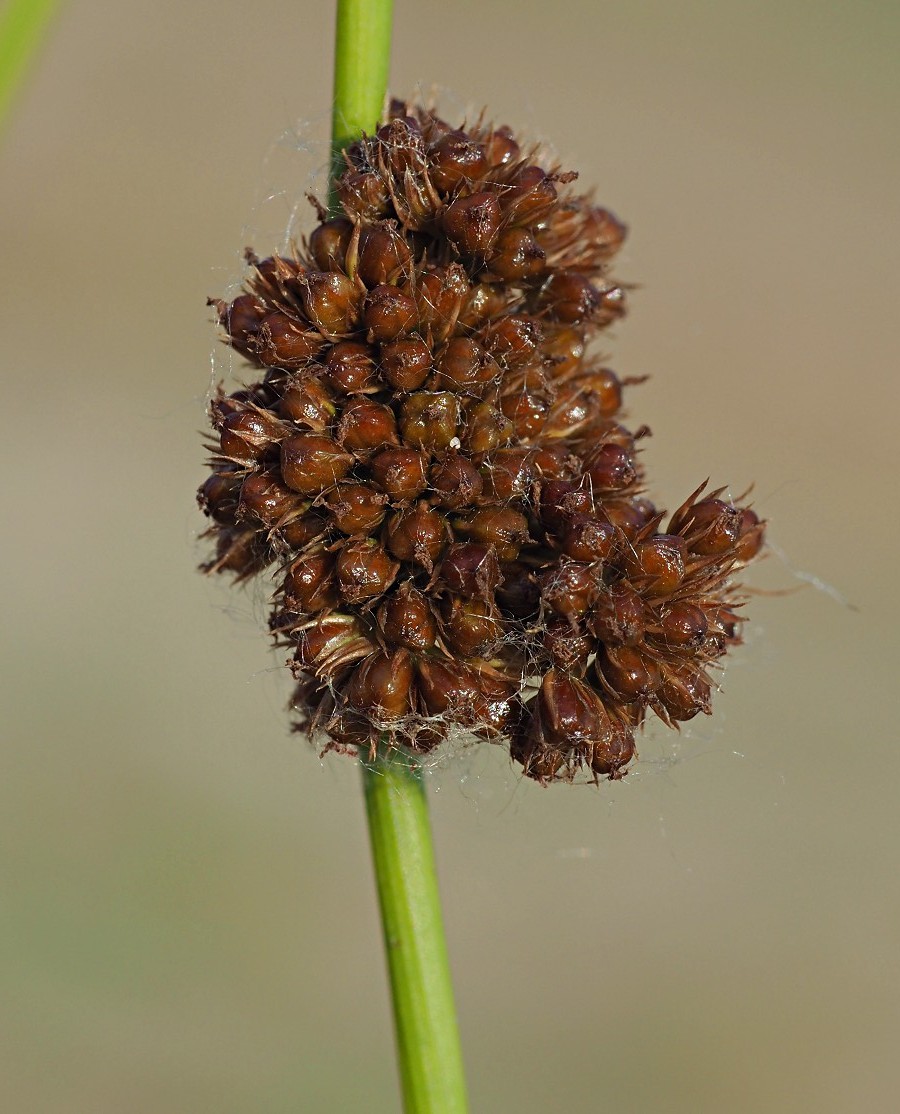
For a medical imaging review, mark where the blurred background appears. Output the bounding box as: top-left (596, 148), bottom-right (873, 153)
top-left (2, 1), bottom-right (898, 1110)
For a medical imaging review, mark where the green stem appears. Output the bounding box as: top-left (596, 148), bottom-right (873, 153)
top-left (0, 0), bottom-right (59, 135)
top-left (330, 4), bottom-right (467, 1106)
top-left (361, 748), bottom-right (469, 1114)
top-left (330, 0), bottom-right (393, 205)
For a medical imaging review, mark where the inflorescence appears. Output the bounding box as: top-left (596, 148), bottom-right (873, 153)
top-left (198, 101), bottom-right (765, 784)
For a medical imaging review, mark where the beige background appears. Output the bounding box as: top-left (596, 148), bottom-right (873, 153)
top-left (2, 1), bottom-right (898, 1110)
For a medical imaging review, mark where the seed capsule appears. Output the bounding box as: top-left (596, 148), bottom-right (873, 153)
top-left (557, 514), bottom-right (617, 563)
top-left (346, 649), bottom-right (414, 720)
top-left (385, 504), bottom-right (446, 567)
top-left (584, 443), bottom-right (638, 493)
top-left (539, 479), bottom-right (594, 533)
top-left (399, 392), bottom-right (460, 451)
top-left (292, 613), bottom-right (374, 678)
top-left (413, 266), bottom-right (469, 342)
top-left (538, 270), bottom-right (600, 324)
top-left (430, 455), bottom-right (483, 508)
top-left (655, 601), bottom-right (708, 648)
top-left (734, 508), bottom-right (765, 563)
top-left (336, 170), bottom-right (392, 222)
top-left (198, 471), bottom-right (241, 524)
top-left (488, 228), bottom-right (546, 282)
top-left (281, 433), bottom-right (353, 494)
top-left (437, 543), bottom-right (502, 599)
top-left (589, 583), bottom-right (646, 646)
top-left (538, 561), bottom-right (598, 619)
top-left (369, 447), bottom-right (429, 500)
top-left (326, 483), bottom-right (387, 534)
top-left (380, 336), bottom-right (432, 391)
top-left (338, 398), bottom-right (398, 454)
top-left (461, 400), bottom-right (514, 454)
top-left (428, 130), bottom-right (489, 191)
top-left (364, 285), bottom-right (418, 342)
top-left (674, 498), bottom-right (742, 555)
top-left (279, 378), bottom-right (336, 429)
top-left (432, 337), bottom-right (500, 394)
top-left (254, 312), bottom-right (325, 367)
top-left (484, 315), bottom-right (543, 369)
top-left (542, 617), bottom-right (593, 674)
top-left (595, 645), bottom-right (661, 703)
top-left (300, 272), bottom-right (361, 336)
top-left (499, 390), bottom-right (549, 440)
top-left (440, 596), bottom-right (502, 658)
top-left (278, 511), bottom-right (329, 549)
top-left (378, 585), bottom-right (437, 651)
top-left (502, 165), bottom-right (558, 225)
top-left (219, 408), bottom-right (285, 463)
top-left (452, 507), bottom-right (530, 561)
top-left (658, 664), bottom-right (712, 722)
top-left (237, 471), bottom-right (302, 526)
top-left (284, 551), bottom-right (339, 612)
top-left (442, 191), bottom-right (502, 256)
top-left (416, 659), bottom-right (515, 734)
top-left (542, 325), bottom-right (585, 379)
top-left (335, 539), bottom-right (399, 603)
top-left (623, 534), bottom-right (686, 596)
top-left (356, 222), bottom-right (412, 287)
top-left (308, 218), bottom-right (353, 271)
top-left (480, 449), bottom-right (536, 503)
top-left (325, 342), bottom-right (379, 395)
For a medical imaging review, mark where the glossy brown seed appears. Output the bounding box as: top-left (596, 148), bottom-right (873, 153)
top-left (579, 206), bottom-right (628, 261)
top-left (336, 169), bottom-right (392, 222)
top-left (308, 218), bottom-right (353, 271)
top-left (461, 400), bottom-right (514, 454)
top-left (437, 543), bottom-right (502, 599)
top-left (206, 527), bottom-right (263, 577)
top-left (484, 315), bottom-right (543, 369)
top-left (279, 511), bottom-right (329, 549)
top-left (595, 645), bottom-right (661, 703)
top-left (356, 222), bottom-right (413, 287)
top-left (570, 368), bottom-right (623, 417)
top-left (255, 312), bottom-right (324, 367)
top-left (488, 228), bottom-right (546, 282)
top-left (219, 408), bottom-right (285, 463)
top-left (380, 336), bottom-right (432, 391)
top-left (457, 282), bottom-right (509, 328)
top-left (412, 266), bottom-right (469, 342)
top-left (480, 449), bottom-right (536, 503)
top-left (589, 582), bottom-right (646, 646)
top-left (525, 670), bottom-right (620, 753)
top-left (656, 601), bottom-right (708, 648)
top-left (284, 551), bottom-right (339, 612)
top-left (442, 191), bottom-right (502, 256)
top-left (675, 498), bottom-right (742, 555)
top-left (300, 272), bottom-right (360, 336)
top-left (326, 483), bottom-right (387, 534)
top-left (543, 379), bottom-right (603, 438)
top-left (542, 617), bottom-right (593, 674)
top-left (430, 455), bottom-right (483, 508)
top-left (338, 398), bottom-right (398, 454)
top-left (335, 539), bottom-right (399, 603)
top-left (363, 285), bottom-right (418, 343)
top-left (385, 504), bottom-right (446, 566)
top-left (538, 561), bottom-right (599, 620)
top-left (602, 499), bottom-right (653, 541)
top-left (399, 392), bottom-right (460, 451)
top-left (279, 378), bottom-right (336, 429)
top-left (658, 664), bottom-right (712, 721)
top-left (557, 514), bottom-right (617, 563)
top-left (499, 390), bottom-right (549, 440)
top-left (219, 294), bottom-right (264, 357)
top-left (198, 471), bottom-right (241, 524)
top-left (432, 338), bottom-right (500, 394)
top-left (624, 534), bottom-right (686, 596)
top-left (538, 270), bottom-right (600, 324)
top-left (504, 165), bottom-right (559, 224)
top-left (584, 443), bottom-right (638, 493)
top-left (440, 596), bottom-right (502, 658)
top-left (416, 658), bottom-right (515, 734)
top-left (588, 728), bottom-right (636, 779)
top-left (484, 126), bottom-right (520, 167)
top-left (538, 479), bottom-right (594, 533)
top-left (378, 584), bottom-right (437, 651)
top-left (734, 508), bottom-right (765, 563)
top-left (292, 614), bottom-right (374, 678)
top-left (325, 342), bottom-right (378, 395)
top-left (532, 444), bottom-right (577, 480)
top-left (428, 130), bottom-right (489, 191)
top-left (453, 507), bottom-right (530, 561)
top-left (237, 470), bottom-right (301, 526)
top-left (346, 649), bottom-right (414, 720)
top-left (541, 325), bottom-right (585, 379)
top-left (369, 447), bottom-right (429, 500)
top-left (280, 433), bottom-right (353, 494)
top-left (510, 723), bottom-right (568, 784)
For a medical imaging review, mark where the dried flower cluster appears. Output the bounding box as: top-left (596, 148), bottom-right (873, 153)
top-left (198, 101), bottom-right (764, 784)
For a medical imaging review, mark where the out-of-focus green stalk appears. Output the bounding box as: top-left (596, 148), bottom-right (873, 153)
top-left (0, 0), bottom-right (59, 135)
top-left (361, 747), bottom-right (469, 1113)
top-left (329, 0), bottom-right (393, 208)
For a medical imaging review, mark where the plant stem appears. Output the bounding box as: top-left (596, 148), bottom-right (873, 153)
top-left (0, 0), bottom-right (59, 136)
top-left (361, 748), bottom-right (469, 1114)
top-left (330, 0), bottom-right (394, 203)
top-left (330, 5), bottom-right (467, 1106)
